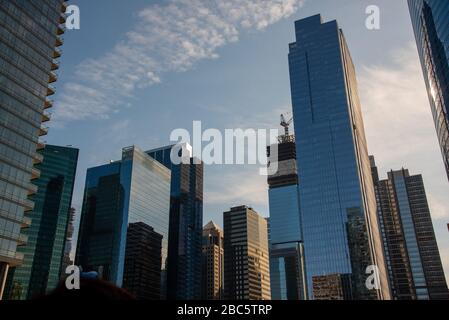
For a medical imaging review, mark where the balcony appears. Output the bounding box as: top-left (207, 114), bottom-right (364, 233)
top-left (49, 71), bottom-right (58, 83)
top-left (17, 233), bottom-right (28, 246)
top-left (53, 47), bottom-right (62, 59)
top-left (21, 216), bottom-right (32, 228)
top-left (27, 183), bottom-right (38, 196)
top-left (47, 85), bottom-right (56, 96)
top-left (59, 13), bottom-right (66, 24)
top-left (23, 198), bottom-right (34, 212)
top-left (55, 35), bottom-right (64, 47)
top-left (36, 141), bottom-right (46, 151)
top-left (51, 60), bottom-right (59, 71)
top-left (32, 152), bottom-right (44, 164)
top-left (44, 99), bottom-right (54, 109)
top-left (42, 112), bottom-right (51, 123)
top-left (39, 125), bottom-right (49, 137)
top-left (57, 25), bottom-right (66, 36)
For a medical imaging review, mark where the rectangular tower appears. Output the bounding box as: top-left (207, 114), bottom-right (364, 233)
top-left (146, 144), bottom-right (203, 300)
top-left (223, 206), bottom-right (271, 300)
top-left (408, 0), bottom-right (449, 180)
top-left (5, 145), bottom-right (78, 300)
top-left (0, 0), bottom-right (67, 299)
top-left (288, 15), bottom-right (390, 299)
top-left (371, 157), bottom-right (449, 300)
top-left (202, 221), bottom-right (224, 300)
top-left (76, 146), bottom-right (171, 300)
top-left (267, 131), bottom-right (306, 300)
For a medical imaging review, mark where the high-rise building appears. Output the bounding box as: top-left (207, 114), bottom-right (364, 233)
top-left (123, 222), bottom-right (163, 300)
top-left (76, 146), bottom-right (171, 300)
top-left (288, 15), bottom-right (390, 299)
top-left (266, 129), bottom-right (306, 300)
top-left (202, 221), bottom-right (224, 300)
top-left (5, 145), bottom-right (78, 300)
top-left (408, 0), bottom-right (449, 181)
top-left (146, 144), bottom-right (203, 300)
top-left (312, 273), bottom-right (353, 300)
top-left (60, 207), bottom-right (76, 277)
top-left (370, 157), bottom-right (449, 300)
top-left (0, 0), bottom-right (67, 299)
top-left (223, 206), bottom-right (271, 300)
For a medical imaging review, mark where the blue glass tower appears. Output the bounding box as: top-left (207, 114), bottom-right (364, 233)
top-left (408, 0), bottom-right (449, 181)
top-left (267, 134), bottom-right (306, 300)
top-left (76, 146), bottom-right (171, 300)
top-left (5, 145), bottom-right (78, 300)
top-left (146, 144), bottom-right (203, 300)
top-left (288, 15), bottom-right (390, 300)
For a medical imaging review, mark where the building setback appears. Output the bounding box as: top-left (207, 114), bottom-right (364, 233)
top-left (76, 146), bottom-right (171, 300)
top-left (223, 206), bottom-right (271, 300)
top-left (371, 157), bottom-right (449, 300)
top-left (0, 0), bottom-right (67, 299)
top-left (146, 144), bottom-right (203, 300)
top-left (202, 221), bottom-right (224, 300)
top-left (5, 145), bottom-right (78, 300)
top-left (408, 0), bottom-right (449, 181)
top-left (288, 15), bottom-right (390, 299)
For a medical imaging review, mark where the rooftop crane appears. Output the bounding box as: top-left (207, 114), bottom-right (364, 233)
top-left (280, 113), bottom-right (293, 137)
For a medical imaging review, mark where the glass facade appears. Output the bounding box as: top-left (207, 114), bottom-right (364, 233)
top-left (5, 145), bottom-right (78, 300)
top-left (409, 0), bottom-right (449, 180)
top-left (76, 146), bottom-right (171, 300)
top-left (371, 159), bottom-right (449, 300)
top-left (146, 144), bottom-right (203, 300)
top-left (267, 139), bottom-right (306, 300)
top-left (0, 0), bottom-right (66, 299)
top-left (288, 15), bottom-right (390, 299)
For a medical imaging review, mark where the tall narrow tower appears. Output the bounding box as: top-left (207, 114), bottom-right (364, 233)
top-left (288, 15), bottom-right (390, 299)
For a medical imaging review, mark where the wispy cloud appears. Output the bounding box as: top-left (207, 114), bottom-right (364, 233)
top-left (55, 0), bottom-right (305, 122)
top-left (359, 43), bottom-right (449, 220)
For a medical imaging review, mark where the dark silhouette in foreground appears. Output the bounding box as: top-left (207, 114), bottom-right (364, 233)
top-left (34, 278), bottom-right (136, 300)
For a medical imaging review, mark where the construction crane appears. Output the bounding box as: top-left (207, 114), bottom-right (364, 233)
top-left (280, 113), bottom-right (293, 137)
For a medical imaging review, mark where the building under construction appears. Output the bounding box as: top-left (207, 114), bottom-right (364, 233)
top-left (266, 114), bottom-right (306, 300)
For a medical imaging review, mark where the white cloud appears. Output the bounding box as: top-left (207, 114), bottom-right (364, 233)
top-left (359, 43), bottom-right (449, 282)
top-left (55, 0), bottom-right (305, 122)
top-left (205, 167), bottom-right (268, 208)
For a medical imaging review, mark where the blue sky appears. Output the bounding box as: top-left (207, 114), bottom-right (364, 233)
top-left (47, 0), bottom-right (449, 279)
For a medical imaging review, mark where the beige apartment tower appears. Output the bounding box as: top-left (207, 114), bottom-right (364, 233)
top-left (202, 221), bottom-right (224, 300)
top-left (223, 206), bottom-right (271, 300)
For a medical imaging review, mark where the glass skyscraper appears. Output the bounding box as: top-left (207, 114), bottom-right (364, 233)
top-left (288, 15), bottom-right (390, 300)
top-left (408, 0), bottom-right (449, 181)
top-left (5, 145), bottom-right (78, 300)
top-left (146, 144), bottom-right (203, 300)
top-left (76, 146), bottom-right (171, 300)
top-left (371, 157), bottom-right (449, 300)
top-left (267, 133), bottom-right (306, 300)
top-left (0, 0), bottom-right (67, 299)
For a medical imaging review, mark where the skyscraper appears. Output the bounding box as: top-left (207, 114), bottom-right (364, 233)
top-left (146, 144), bottom-right (203, 300)
top-left (408, 0), bottom-right (449, 180)
top-left (5, 145), bottom-right (78, 300)
top-left (288, 15), bottom-right (390, 299)
top-left (76, 146), bottom-right (171, 299)
top-left (0, 0), bottom-right (67, 299)
top-left (223, 206), bottom-right (271, 300)
top-left (267, 127), bottom-right (306, 300)
top-left (202, 221), bottom-right (224, 300)
top-left (60, 207), bottom-right (76, 278)
top-left (371, 157), bottom-right (449, 300)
